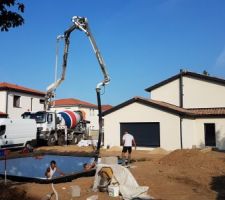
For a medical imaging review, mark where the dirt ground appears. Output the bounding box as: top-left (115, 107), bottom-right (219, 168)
top-left (1, 146), bottom-right (225, 200)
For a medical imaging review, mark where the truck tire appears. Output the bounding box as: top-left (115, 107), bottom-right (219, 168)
top-left (72, 134), bottom-right (82, 145)
top-left (47, 134), bottom-right (57, 146)
top-left (58, 135), bottom-right (65, 146)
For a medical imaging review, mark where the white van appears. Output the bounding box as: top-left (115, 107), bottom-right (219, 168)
top-left (0, 118), bottom-right (37, 149)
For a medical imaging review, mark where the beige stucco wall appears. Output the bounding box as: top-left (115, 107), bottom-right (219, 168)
top-left (195, 118), bottom-right (225, 150)
top-left (183, 77), bottom-right (225, 108)
top-left (0, 91), bottom-right (7, 113)
top-left (7, 91), bottom-right (44, 119)
top-left (182, 118), bottom-right (225, 150)
top-left (52, 106), bottom-right (99, 130)
top-left (104, 102), bottom-right (181, 150)
top-left (150, 79), bottom-right (180, 106)
top-left (182, 118), bottom-right (197, 148)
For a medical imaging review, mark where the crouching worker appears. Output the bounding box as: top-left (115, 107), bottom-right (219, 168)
top-left (97, 167), bottom-right (114, 192)
top-left (45, 160), bottom-right (65, 179)
top-left (83, 161), bottom-right (96, 171)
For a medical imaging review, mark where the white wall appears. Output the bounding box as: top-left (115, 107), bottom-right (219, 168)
top-left (183, 77), bottom-right (225, 108)
top-left (0, 91), bottom-right (7, 113)
top-left (7, 91), bottom-right (44, 119)
top-left (182, 118), bottom-right (197, 148)
top-left (151, 79), bottom-right (180, 106)
top-left (195, 118), bottom-right (225, 150)
top-left (182, 118), bottom-right (225, 150)
top-left (52, 106), bottom-right (99, 130)
top-left (104, 102), bottom-right (181, 150)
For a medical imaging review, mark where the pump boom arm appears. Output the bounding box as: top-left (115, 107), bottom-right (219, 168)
top-left (45, 17), bottom-right (110, 107)
top-left (45, 16), bottom-right (110, 158)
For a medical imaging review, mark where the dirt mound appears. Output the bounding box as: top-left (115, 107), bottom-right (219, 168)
top-left (148, 147), bottom-right (169, 155)
top-left (0, 184), bottom-right (37, 200)
top-left (159, 149), bottom-right (225, 174)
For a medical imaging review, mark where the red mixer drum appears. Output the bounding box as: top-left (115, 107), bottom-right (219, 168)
top-left (58, 110), bottom-right (83, 129)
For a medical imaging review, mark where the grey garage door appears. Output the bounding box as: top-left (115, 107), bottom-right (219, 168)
top-left (120, 122), bottom-right (160, 147)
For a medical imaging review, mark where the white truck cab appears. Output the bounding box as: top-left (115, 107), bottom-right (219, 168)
top-left (0, 118), bottom-right (37, 149)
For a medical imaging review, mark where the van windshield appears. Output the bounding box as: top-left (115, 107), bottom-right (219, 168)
top-left (35, 112), bottom-right (46, 123)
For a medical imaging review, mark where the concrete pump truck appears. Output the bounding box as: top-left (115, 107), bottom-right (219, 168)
top-left (22, 16), bottom-right (110, 151)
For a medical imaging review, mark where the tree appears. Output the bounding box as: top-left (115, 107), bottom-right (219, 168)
top-left (0, 0), bottom-right (25, 31)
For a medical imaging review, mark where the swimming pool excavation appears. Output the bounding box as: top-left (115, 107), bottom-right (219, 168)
top-left (45, 16), bottom-right (110, 157)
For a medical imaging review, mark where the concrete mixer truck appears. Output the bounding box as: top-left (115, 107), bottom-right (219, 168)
top-left (22, 110), bottom-right (89, 146)
top-left (43, 16), bottom-right (110, 155)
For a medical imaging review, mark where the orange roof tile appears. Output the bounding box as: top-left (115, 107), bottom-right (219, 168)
top-left (101, 105), bottom-right (113, 111)
top-left (52, 98), bottom-right (97, 108)
top-left (0, 82), bottom-right (45, 96)
top-left (52, 98), bottom-right (113, 111)
top-left (103, 96), bottom-right (225, 118)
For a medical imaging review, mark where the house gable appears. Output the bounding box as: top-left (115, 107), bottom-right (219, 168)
top-left (145, 71), bottom-right (225, 108)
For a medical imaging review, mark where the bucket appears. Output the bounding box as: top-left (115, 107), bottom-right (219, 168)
top-left (71, 185), bottom-right (81, 197)
top-left (108, 185), bottom-right (119, 197)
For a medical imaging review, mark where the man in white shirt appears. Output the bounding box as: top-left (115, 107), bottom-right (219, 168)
top-left (122, 131), bottom-right (136, 165)
top-left (45, 160), bottom-right (65, 179)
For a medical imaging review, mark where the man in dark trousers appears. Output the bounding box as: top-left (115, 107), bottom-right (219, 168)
top-left (122, 131), bottom-right (136, 165)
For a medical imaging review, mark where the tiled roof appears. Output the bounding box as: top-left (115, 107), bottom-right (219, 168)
top-left (188, 108), bottom-right (225, 116)
top-left (103, 96), bottom-right (225, 118)
top-left (101, 105), bottom-right (113, 111)
top-left (52, 98), bottom-right (113, 110)
top-left (52, 98), bottom-right (98, 109)
top-left (145, 71), bottom-right (225, 92)
top-left (0, 82), bottom-right (45, 97)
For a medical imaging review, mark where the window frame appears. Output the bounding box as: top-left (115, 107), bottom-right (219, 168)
top-left (13, 95), bottom-right (21, 108)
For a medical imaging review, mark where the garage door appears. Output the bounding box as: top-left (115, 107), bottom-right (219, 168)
top-left (120, 122), bottom-right (160, 147)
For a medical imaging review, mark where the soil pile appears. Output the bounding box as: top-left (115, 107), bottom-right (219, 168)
top-left (159, 149), bottom-right (225, 174)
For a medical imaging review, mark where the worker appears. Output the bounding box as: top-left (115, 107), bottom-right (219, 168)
top-left (21, 143), bottom-right (33, 154)
top-left (45, 160), bottom-right (64, 179)
top-left (122, 131), bottom-right (136, 165)
top-left (83, 161), bottom-right (96, 171)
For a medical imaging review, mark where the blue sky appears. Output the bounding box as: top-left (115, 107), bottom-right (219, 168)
top-left (1, 0), bottom-right (225, 106)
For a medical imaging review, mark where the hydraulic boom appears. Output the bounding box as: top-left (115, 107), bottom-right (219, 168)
top-left (45, 16), bottom-right (110, 159)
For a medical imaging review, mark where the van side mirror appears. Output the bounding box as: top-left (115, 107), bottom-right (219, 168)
top-left (0, 125), bottom-right (6, 136)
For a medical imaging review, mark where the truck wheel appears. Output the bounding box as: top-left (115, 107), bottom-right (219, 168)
top-left (72, 134), bottom-right (82, 145)
top-left (58, 135), bottom-right (65, 146)
top-left (47, 135), bottom-right (57, 146)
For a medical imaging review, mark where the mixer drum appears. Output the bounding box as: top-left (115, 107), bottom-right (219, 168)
top-left (58, 110), bottom-right (82, 129)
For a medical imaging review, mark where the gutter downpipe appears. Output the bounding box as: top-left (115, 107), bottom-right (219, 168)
top-left (179, 69), bottom-right (184, 149)
top-left (5, 91), bottom-right (8, 115)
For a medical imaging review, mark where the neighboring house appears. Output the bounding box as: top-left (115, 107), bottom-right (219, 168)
top-left (51, 98), bottom-right (112, 131)
top-left (103, 71), bottom-right (225, 150)
top-left (0, 82), bottom-right (45, 119)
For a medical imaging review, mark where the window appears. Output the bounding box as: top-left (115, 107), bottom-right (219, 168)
top-left (89, 108), bottom-right (95, 116)
top-left (39, 99), bottom-right (45, 104)
top-left (13, 95), bottom-right (21, 108)
top-left (47, 114), bottom-right (53, 123)
top-left (0, 125), bottom-right (6, 136)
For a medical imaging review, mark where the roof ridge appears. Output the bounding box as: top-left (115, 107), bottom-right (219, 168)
top-left (103, 96), bottom-right (225, 117)
top-left (145, 70), bottom-right (225, 92)
top-left (0, 82), bottom-right (45, 96)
